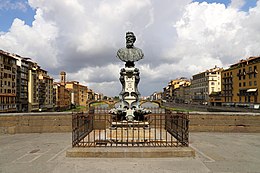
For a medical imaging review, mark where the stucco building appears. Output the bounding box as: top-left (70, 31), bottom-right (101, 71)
top-left (163, 77), bottom-right (191, 102)
top-left (191, 66), bottom-right (223, 104)
top-left (38, 68), bottom-right (54, 111)
top-left (16, 56), bottom-right (30, 112)
top-left (28, 62), bottom-right (39, 112)
top-left (0, 50), bottom-right (17, 112)
top-left (221, 57), bottom-right (260, 108)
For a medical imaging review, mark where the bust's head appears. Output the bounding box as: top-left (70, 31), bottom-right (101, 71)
top-left (126, 32), bottom-right (136, 48)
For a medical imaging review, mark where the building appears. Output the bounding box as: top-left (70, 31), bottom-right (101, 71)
top-left (221, 57), bottom-right (260, 108)
top-left (191, 66), bottom-right (223, 105)
top-left (16, 57), bottom-right (30, 112)
top-left (28, 62), bottom-right (39, 112)
top-left (150, 92), bottom-right (162, 101)
top-left (53, 83), bottom-right (71, 111)
top-left (162, 86), bottom-right (171, 101)
top-left (65, 81), bottom-right (80, 106)
top-left (0, 50), bottom-right (17, 113)
top-left (163, 77), bottom-right (190, 102)
top-left (174, 84), bottom-right (191, 104)
top-left (79, 84), bottom-right (89, 106)
top-left (87, 89), bottom-right (94, 101)
top-left (57, 71), bottom-right (97, 108)
top-left (38, 68), bottom-right (54, 111)
top-left (1, 50), bottom-right (55, 112)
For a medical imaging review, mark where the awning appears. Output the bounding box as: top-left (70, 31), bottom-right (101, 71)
top-left (247, 88), bottom-right (257, 92)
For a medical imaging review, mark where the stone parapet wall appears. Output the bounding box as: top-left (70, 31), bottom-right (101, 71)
top-left (0, 112), bottom-right (72, 134)
top-left (189, 112), bottom-right (260, 132)
top-left (0, 112), bottom-right (260, 134)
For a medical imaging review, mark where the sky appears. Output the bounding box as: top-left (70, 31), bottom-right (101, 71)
top-left (0, 0), bottom-right (260, 97)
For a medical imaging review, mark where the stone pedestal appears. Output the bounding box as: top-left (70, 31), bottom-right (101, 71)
top-left (117, 67), bottom-right (142, 120)
top-left (109, 66), bottom-right (150, 121)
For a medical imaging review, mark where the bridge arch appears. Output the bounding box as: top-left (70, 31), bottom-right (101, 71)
top-left (139, 100), bottom-right (162, 107)
top-left (87, 100), bottom-right (116, 108)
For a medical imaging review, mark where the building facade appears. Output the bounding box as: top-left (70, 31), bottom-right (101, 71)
top-left (0, 50), bottom-right (17, 112)
top-left (28, 62), bottom-right (39, 112)
top-left (56, 71), bottom-right (97, 109)
top-left (150, 92), bottom-right (162, 101)
top-left (16, 57), bottom-right (30, 112)
top-left (222, 57), bottom-right (260, 108)
top-left (38, 68), bottom-right (54, 111)
top-left (175, 84), bottom-right (191, 104)
top-left (79, 85), bottom-right (89, 106)
top-left (53, 83), bottom-right (71, 111)
top-left (191, 66), bottom-right (223, 104)
top-left (163, 77), bottom-right (191, 102)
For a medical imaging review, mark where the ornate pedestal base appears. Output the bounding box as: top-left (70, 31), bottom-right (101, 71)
top-left (110, 66), bottom-right (151, 121)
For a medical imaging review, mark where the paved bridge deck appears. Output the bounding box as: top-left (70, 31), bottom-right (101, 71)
top-left (0, 132), bottom-right (259, 173)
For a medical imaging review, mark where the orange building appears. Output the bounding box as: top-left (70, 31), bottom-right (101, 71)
top-left (221, 56), bottom-right (260, 108)
top-left (53, 82), bottom-right (71, 111)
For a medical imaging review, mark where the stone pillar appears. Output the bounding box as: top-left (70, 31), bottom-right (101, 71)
top-left (118, 67), bottom-right (141, 121)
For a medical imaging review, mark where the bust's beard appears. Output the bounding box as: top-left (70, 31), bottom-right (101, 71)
top-left (126, 42), bottom-right (134, 48)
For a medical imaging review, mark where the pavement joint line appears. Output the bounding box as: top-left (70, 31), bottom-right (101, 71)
top-left (46, 144), bottom-right (71, 163)
top-left (12, 148), bottom-right (51, 163)
top-left (12, 153), bottom-right (42, 163)
top-left (190, 144), bottom-right (215, 163)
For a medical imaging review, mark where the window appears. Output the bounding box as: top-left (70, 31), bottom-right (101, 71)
top-left (254, 81), bottom-right (257, 86)
top-left (239, 83), bottom-right (241, 87)
top-left (249, 81), bottom-right (252, 86)
top-left (243, 82), bottom-right (246, 86)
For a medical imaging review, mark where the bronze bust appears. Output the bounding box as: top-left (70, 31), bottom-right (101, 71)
top-left (117, 32), bottom-right (144, 67)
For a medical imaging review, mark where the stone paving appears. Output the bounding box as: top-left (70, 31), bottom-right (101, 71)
top-left (0, 132), bottom-right (259, 173)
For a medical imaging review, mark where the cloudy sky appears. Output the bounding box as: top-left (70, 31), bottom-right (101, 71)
top-left (0, 0), bottom-right (260, 96)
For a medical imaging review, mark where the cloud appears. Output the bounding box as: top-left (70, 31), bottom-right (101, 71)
top-left (0, 0), bottom-right (29, 12)
top-left (169, 1), bottom-right (260, 69)
top-left (229, 0), bottom-right (246, 9)
top-left (0, 0), bottom-right (260, 96)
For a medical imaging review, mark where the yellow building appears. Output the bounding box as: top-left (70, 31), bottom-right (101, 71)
top-left (0, 50), bottom-right (17, 112)
top-left (222, 57), bottom-right (260, 108)
top-left (163, 77), bottom-right (190, 102)
top-left (65, 81), bottom-right (80, 106)
top-left (28, 62), bottom-right (39, 112)
top-left (79, 84), bottom-right (89, 106)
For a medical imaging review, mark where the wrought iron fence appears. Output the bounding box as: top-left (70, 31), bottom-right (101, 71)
top-left (72, 107), bottom-right (189, 147)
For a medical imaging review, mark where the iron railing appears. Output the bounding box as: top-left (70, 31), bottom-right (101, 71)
top-left (72, 107), bottom-right (189, 147)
